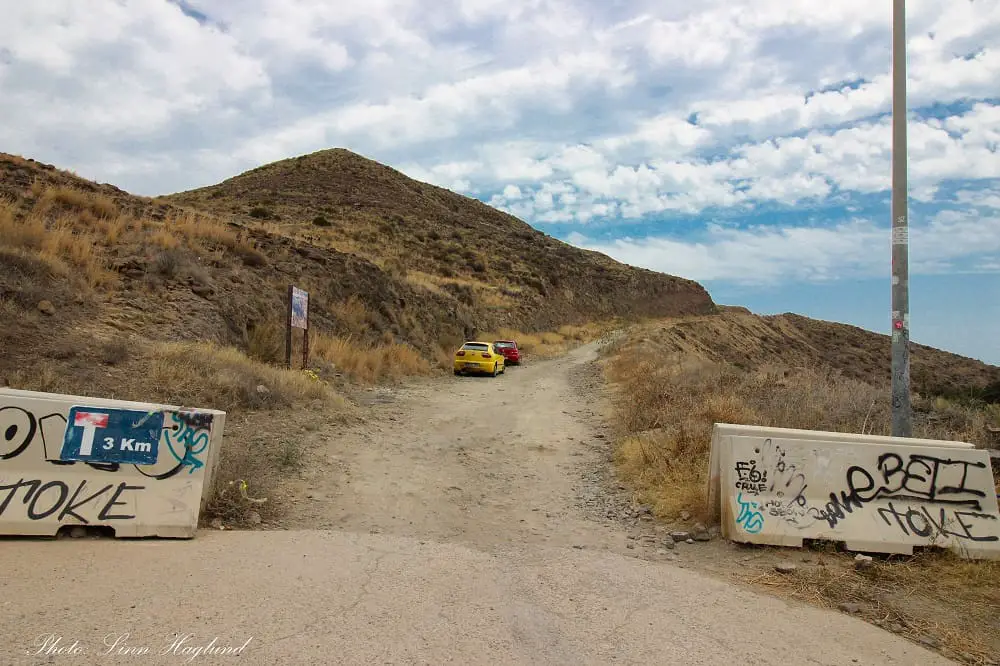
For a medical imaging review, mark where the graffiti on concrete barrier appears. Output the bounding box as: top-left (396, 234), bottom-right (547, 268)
top-left (716, 424), bottom-right (1000, 557)
top-left (734, 460), bottom-right (768, 494)
top-left (0, 403), bottom-right (213, 526)
top-left (877, 502), bottom-right (998, 543)
top-left (733, 438), bottom-right (818, 530)
top-left (0, 479), bottom-right (144, 522)
top-left (803, 452), bottom-right (1000, 542)
top-left (163, 412), bottom-right (211, 475)
top-left (735, 492), bottom-right (764, 534)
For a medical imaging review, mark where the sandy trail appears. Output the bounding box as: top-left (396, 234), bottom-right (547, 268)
top-left (0, 342), bottom-right (952, 665)
top-left (283, 341), bottom-right (625, 552)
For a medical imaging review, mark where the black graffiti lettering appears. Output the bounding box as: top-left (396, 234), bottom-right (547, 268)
top-left (735, 481), bottom-right (768, 494)
top-left (133, 461), bottom-right (184, 480)
top-left (922, 506), bottom-right (947, 535)
top-left (0, 479), bottom-right (38, 515)
top-left (176, 411), bottom-right (213, 429)
top-left (906, 507), bottom-right (933, 537)
top-left (0, 406), bottom-right (37, 460)
top-left (877, 503), bottom-right (911, 535)
top-left (37, 412), bottom-right (66, 460)
top-left (878, 504), bottom-right (998, 543)
top-left (26, 481), bottom-right (69, 520)
top-left (57, 482), bottom-right (116, 523)
top-left (874, 453), bottom-right (986, 507)
top-left (98, 483), bottom-right (144, 521)
top-left (0, 478), bottom-right (143, 522)
top-left (846, 465), bottom-right (878, 501)
top-left (791, 483), bottom-right (809, 507)
top-left (811, 488), bottom-right (866, 529)
top-left (934, 459), bottom-right (987, 498)
top-left (735, 461), bottom-right (767, 484)
top-left (952, 511), bottom-right (1000, 543)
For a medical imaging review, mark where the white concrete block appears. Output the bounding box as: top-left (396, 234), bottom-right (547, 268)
top-left (708, 424), bottom-right (1000, 560)
top-left (706, 423), bottom-right (974, 524)
top-left (0, 388), bottom-right (225, 538)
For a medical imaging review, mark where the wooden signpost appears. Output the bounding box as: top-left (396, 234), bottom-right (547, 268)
top-left (286, 285), bottom-right (309, 369)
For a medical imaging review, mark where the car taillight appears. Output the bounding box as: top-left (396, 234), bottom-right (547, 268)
top-left (481, 352), bottom-right (490, 358)
top-left (457, 351), bottom-right (465, 356)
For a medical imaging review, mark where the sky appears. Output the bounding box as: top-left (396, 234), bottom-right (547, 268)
top-left (0, 0), bottom-right (998, 365)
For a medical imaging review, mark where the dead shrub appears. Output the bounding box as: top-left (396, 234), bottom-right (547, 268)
top-left (245, 319), bottom-right (285, 365)
top-left (99, 339), bottom-right (130, 366)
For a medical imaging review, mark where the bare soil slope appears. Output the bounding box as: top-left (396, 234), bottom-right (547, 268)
top-left (625, 306), bottom-right (999, 397)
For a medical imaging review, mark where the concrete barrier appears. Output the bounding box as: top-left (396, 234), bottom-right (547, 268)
top-left (0, 388), bottom-right (225, 538)
top-left (707, 424), bottom-right (999, 560)
top-left (706, 423), bottom-right (974, 525)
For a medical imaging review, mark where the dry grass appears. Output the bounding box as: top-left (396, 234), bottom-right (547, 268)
top-left (1, 197), bottom-right (117, 289)
top-left (329, 295), bottom-right (372, 334)
top-left (202, 412), bottom-right (320, 527)
top-left (146, 341), bottom-right (346, 413)
top-left (311, 333), bottom-right (431, 384)
top-left (603, 339), bottom-right (1000, 663)
top-left (33, 184), bottom-right (118, 220)
top-left (2, 186), bottom-right (268, 298)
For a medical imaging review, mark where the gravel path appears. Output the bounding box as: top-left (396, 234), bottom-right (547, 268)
top-left (0, 342), bottom-right (953, 665)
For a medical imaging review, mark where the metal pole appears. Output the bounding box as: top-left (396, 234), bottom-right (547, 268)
top-left (890, 0), bottom-right (912, 437)
top-left (285, 284), bottom-right (293, 370)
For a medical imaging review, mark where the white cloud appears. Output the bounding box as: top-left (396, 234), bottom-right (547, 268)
top-left (567, 208), bottom-right (1000, 286)
top-left (0, 0), bottom-right (998, 296)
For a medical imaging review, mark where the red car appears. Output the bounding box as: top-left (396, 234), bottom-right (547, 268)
top-left (493, 340), bottom-right (521, 365)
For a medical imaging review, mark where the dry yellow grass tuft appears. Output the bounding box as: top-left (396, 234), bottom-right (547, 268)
top-left (329, 295), bottom-right (371, 334)
top-left (311, 333), bottom-right (431, 384)
top-left (147, 341), bottom-right (345, 413)
top-left (33, 184), bottom-right (118, 220)
top-left (1, 196), bottom-right (117, 289)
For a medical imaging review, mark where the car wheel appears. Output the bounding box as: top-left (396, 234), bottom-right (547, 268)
top-left (492, 362), bottom-right (498, 377)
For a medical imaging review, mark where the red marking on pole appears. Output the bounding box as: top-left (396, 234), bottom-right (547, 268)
top-left (894, 320), bottom-right (903, 330)
top-left (74, 412), bottom-right (109, 428)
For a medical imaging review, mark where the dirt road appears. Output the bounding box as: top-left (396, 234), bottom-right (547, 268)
top-left (0, 342), bottom-right (950, 665)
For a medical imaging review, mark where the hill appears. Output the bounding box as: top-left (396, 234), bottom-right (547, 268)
top-left (618, 306), bottom-right (999, 398)
top-left (3, 149), bottom-right (997, 406)
top-left (0, 149), bottom-right (712, 405)
top-left (160, 148), bottom-right (714, 332)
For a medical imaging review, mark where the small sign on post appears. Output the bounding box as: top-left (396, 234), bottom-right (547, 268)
top-left (286, 285), bottom-right (310, 369)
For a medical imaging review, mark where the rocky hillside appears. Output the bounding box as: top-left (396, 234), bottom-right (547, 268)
top-left (3, 149), bottom-right (994, 406)
top-left (616, 306), bottom-right (999, 398)
top-left (160, 148), bottom-right (715, 331)
top-left (0, 150), bottom-right (712, 401)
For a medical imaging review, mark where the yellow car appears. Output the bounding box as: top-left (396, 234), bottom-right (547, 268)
top-left (453, 341), bottom-right (506, 377)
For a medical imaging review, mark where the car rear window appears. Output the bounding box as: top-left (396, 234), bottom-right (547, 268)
top-left (462, 343), bottom-right (490, 351)
top-left (494, 341), bottom-right (514, 348)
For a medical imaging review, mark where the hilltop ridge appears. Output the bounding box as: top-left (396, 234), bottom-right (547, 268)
top-left (160, 148), bottom-right (715, 331)
top-left (1, 148), bottom-right (996, 408)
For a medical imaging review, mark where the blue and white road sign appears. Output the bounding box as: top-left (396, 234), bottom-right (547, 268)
top-left (60, 406), bottom-right (163, 465)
